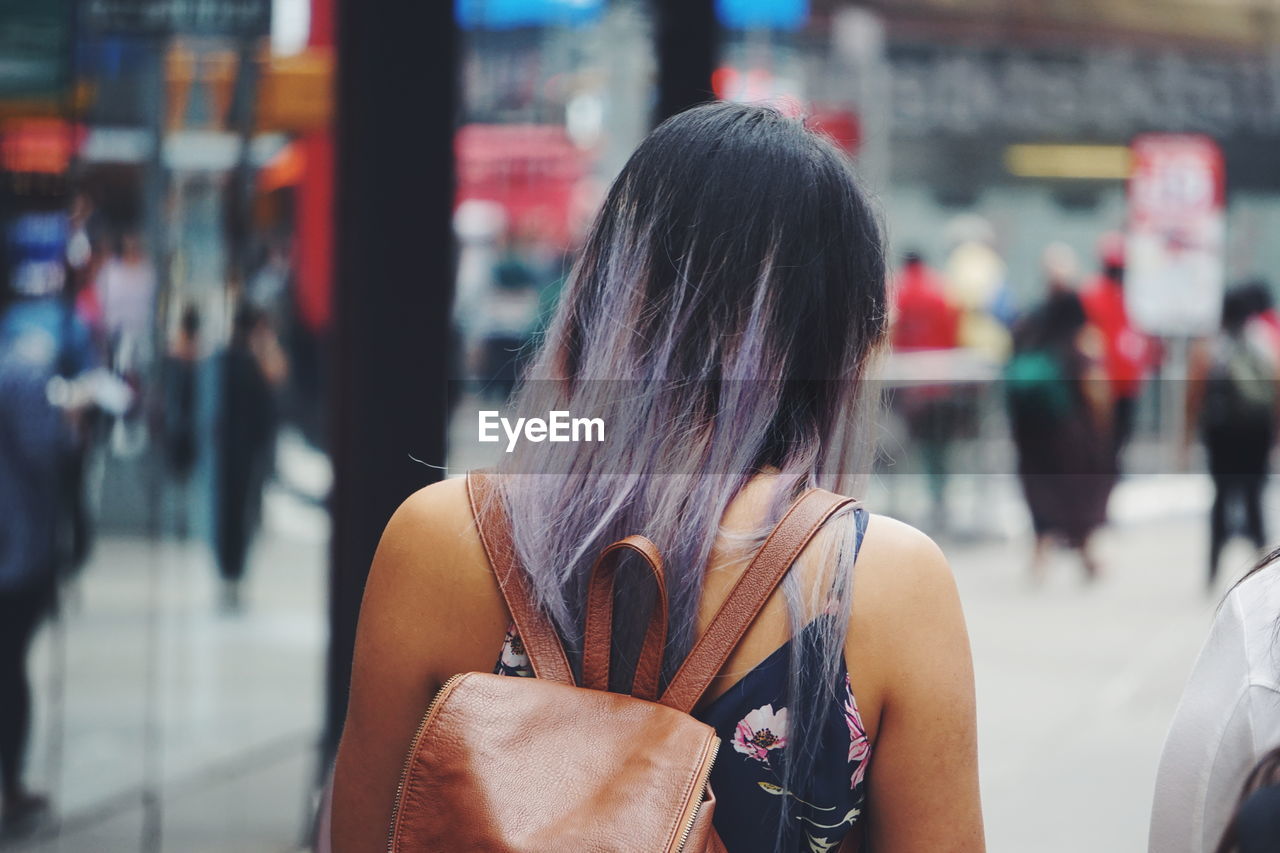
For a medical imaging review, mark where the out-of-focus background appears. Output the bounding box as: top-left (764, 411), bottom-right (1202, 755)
top-left (1, 1), bottom-right (1279, 850)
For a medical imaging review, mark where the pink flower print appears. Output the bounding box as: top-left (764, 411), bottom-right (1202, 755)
top-left (733, 704), bottom-right (789, 765)
top-left (844, 674), bottom-right (871, 789)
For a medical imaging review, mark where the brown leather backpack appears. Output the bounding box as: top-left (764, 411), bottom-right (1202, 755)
top-left (385, 471), bottom-right (857, 852)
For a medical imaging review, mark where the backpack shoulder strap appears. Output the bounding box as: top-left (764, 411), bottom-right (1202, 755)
top-left (466, 471), bottom-right (575, 686)
top-left (659, 487), bottom-right (859, 713)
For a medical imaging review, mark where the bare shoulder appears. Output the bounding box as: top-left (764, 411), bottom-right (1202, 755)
top-left (854, 513), bottom-right (955, 601)
top-left (796, 508), bottom-right (955, 619)
top-left (844, 513), bottom-right (967, 718)
top-left (845, 515), bottom-right (982, 851)
top-left (370, 477), bottom-right (486, 591)
top-left (359, 477), bottom-right (506, 681)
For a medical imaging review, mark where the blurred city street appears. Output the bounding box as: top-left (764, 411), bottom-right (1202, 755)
top-left (2, 468), bottom-right (1263, 852)
top-left (955, 480), bottom-right (1229, 853)
top-left (4, 0), bottom-right (1280, 849)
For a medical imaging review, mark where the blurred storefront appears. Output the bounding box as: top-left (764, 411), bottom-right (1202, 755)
top-left (450, 0), bottom-right (655, 405)
top-left (704, 0), bottom-right (1280, 297)
top-left (0, 1), bottom-right (338, 850)
top-left (1, 0), bottom-right (335, 529)
top-left (447, 0), bottom-right (1280, 399)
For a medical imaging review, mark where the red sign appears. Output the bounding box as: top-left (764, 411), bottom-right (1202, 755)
top-left (1, 118), bottom-right (82, 174)
top-left (455, 124), bottom-right (591, 247)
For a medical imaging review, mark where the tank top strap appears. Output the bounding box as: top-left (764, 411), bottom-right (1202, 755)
top-left (659, 488), bottom-right (861, 714)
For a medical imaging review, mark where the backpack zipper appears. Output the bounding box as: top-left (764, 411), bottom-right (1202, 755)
top-left (674, 741), bottom-right (718, 852)
top-left (385, 672), bottom-right (466, 853)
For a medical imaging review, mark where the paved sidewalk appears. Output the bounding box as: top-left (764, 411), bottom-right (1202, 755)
top-left (5, 484), bottom-right (328, 853)
top-left (952, 478), bottom-right (1254, 853)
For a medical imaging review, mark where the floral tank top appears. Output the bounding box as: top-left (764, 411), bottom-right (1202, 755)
top-left (492, 510), bottom-right (872, 853)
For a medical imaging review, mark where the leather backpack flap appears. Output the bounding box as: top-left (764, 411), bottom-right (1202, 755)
top-left (391, 672), bottom-right (720, 853)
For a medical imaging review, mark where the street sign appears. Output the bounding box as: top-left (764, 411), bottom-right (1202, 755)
top-left (1125, 133), bottom-right (1225, 337)
top-left (456, 0), bottom-right (602, 30)
top-left (85, 0), bottom-right (271, 37)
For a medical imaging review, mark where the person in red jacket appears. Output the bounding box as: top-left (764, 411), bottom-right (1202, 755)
top-left (892, 251), bottom-right (962, 528)
top-left (893, 251), bottom-right (960, 351)
top-left (1080, 232), bottom-right (1154, 461)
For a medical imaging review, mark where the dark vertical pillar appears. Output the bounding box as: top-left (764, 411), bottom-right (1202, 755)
top-left (654, 0), bottom-right (718, 124)
top-left (325, 0), bottom-right (456, 757)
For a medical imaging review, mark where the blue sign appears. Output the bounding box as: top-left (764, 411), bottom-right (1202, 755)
top-left (6, 213), bottom-right (69, 297)
top-left (717, 0), bottom-right (808, 30)
top-left (456, 0), bottom-right (603, 30)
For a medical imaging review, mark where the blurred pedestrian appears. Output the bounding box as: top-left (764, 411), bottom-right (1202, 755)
top-left (1006, 279), bottom-right (1114, 581)
top-left (943, 214), bottom-right (1017, 362)
top-left (1081, 232), bottom-right (1155, 461)
top-left (1239, 279), bottom-right (1280, 366)
top-left (894, 250), bottom-right (960, 350)
top-left (0, 216), bottom-right (95, 832)
top-left (94, 231), bottom-right (156, 457)
top-left (212, 304), bottom-right (286, 611)
top-left (95, 230), bottom-right (155, 362)
top-left (892, 250), bottom-right (961, 528)
top-left (1187, 285), bottom-right (1279, 588)
top-left (163, 304), bottom-right (202, 536)
top-left (0, 331), bottom-right (57, 834)
top-left (1040, 241), bottom-right (1080, 297)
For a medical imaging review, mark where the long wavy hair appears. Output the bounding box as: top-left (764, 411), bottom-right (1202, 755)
top-left (491, 101), bottom-right (887, 848)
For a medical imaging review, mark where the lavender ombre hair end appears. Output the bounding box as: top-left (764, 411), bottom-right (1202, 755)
top-left (490, 101), bottom-right (886, 850)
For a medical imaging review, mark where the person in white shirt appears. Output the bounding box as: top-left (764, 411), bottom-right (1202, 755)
top-left (1151, 557), bottom-right (1280, 853)
top-left (96, 232), bottom-right (156, 347)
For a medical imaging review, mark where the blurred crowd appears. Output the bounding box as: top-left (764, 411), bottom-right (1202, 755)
top-left (886, 221), bottom-right (1280, 588)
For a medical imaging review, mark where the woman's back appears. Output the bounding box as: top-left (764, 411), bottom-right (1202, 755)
top-left (331, 101), bottom-right (983, 852)
top-left (332, 473), bottom-right (981, 851)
